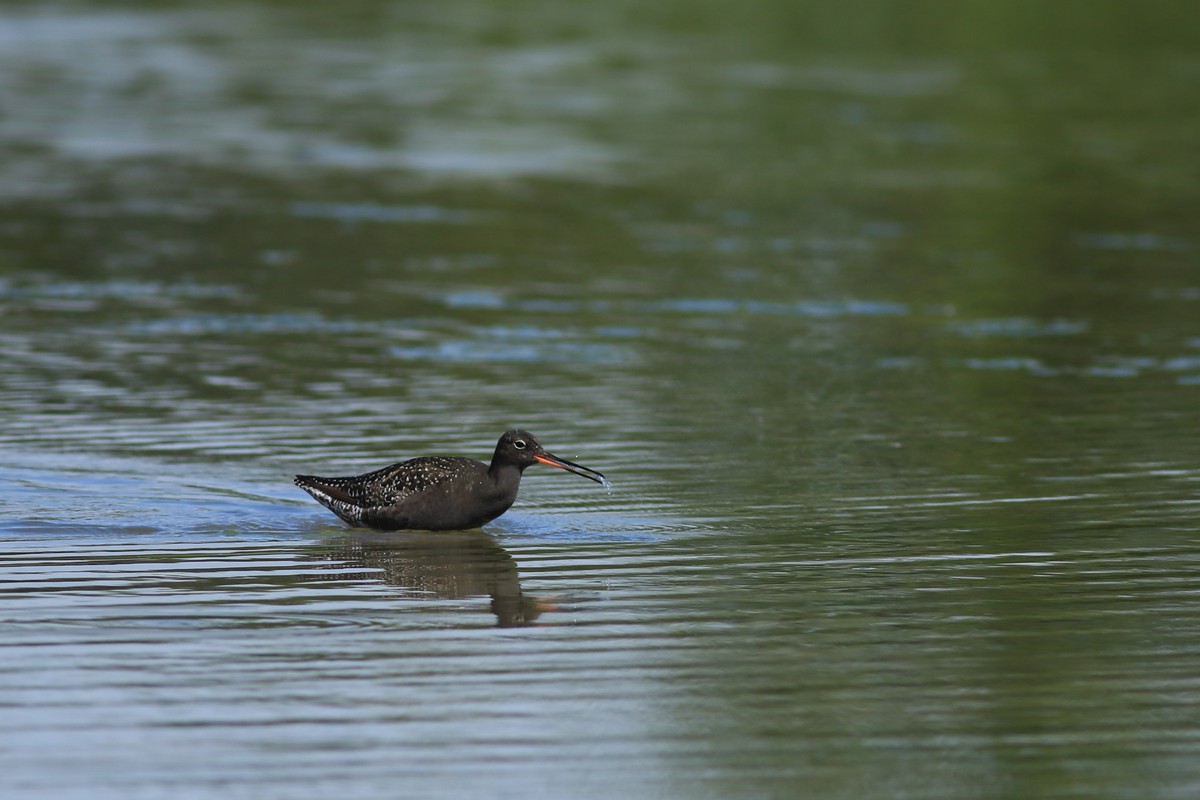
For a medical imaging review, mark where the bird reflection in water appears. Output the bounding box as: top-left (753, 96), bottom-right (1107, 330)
top-left (313, 530), bottom-right (552, 627)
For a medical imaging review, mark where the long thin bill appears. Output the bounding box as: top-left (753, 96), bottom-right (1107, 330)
top-left (534, 452), bottom-right (608, 485)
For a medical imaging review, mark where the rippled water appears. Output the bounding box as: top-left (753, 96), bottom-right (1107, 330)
top-left (3, 2), bottom-right (1200, 798)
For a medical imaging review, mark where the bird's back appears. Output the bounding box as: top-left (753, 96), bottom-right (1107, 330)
top-left (295, 456), bottom-right (499, 530)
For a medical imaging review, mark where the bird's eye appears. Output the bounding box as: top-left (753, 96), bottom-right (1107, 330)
top-left (514, 439), bottom-right (527, 450)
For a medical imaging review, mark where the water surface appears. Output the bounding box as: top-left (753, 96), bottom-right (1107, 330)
top-left (3, 2), bottom-right (1200, 798)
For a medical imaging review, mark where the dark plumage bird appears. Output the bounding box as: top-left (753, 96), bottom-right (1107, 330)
top-left (294, 429), bottom-right (608, 531)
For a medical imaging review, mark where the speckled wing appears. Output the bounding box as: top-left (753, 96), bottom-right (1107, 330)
top-left (296, 456), bottom-right (477, 509)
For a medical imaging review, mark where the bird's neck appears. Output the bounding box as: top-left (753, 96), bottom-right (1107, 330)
top-left (488, 462), bottom-right (524, 491)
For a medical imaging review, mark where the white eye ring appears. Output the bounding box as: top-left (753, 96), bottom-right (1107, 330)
top-left (514, 439), bottom-right (527, 450)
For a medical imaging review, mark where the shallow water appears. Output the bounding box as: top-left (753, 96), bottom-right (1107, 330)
top-left (3, 2), bottom-right (1200, 798)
